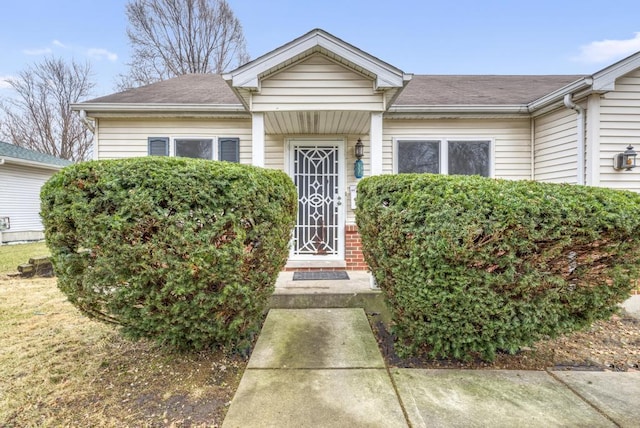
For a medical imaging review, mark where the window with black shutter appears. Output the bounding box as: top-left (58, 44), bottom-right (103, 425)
top-left (218, 138), bottom-right (240, 163)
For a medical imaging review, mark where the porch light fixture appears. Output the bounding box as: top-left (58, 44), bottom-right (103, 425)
top-left (354, 139), bottom-right (364, 179)
top-left (613, 145), bottom-right (637, 171)
top-left (355, 138), bottom-right (364, 160)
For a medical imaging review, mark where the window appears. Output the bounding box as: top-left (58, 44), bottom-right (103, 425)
top-left (448, 140), bottom-right (490, 176)
top-left (175, 138), bottom-right (213, 159)
top-left (398, 140), bottom-right (440, 173)
top-left (148, 137), bottom-right (169, 156)
top-left (147, 137), bottom-right (240, 162)
top-left (396, 139), bottom-right (492, 177)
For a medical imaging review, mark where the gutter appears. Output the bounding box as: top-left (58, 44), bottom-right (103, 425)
top-left (79, 110), bottom-right (95, 133)
top-left (0, 157), bottom-right (69, 171)
top-left (388, 104), bottom-right (530, 115)
top-left (527, 77), bottom-right (593, 113)
top-left (563, 94), bottom-right (585, 185)
top-left (70, 103), bottom-right (248, 114)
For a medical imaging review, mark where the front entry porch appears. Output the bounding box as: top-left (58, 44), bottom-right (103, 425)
top-left (283, 138), bottom-right (368, 271)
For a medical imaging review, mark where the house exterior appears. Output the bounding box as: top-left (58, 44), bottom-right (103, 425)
top-left (73, 29), bottom-right (640, 271)
top-left (0, 141), bottom-right (72, 244)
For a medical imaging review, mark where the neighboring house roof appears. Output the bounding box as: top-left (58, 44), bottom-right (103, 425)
top-left (0, 141), bottom-right (73, 170)
top-left (393, 75), bottom-right (586, 106)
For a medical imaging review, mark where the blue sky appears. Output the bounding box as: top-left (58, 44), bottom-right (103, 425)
top-left (2, 0), bottom-right (640, 99)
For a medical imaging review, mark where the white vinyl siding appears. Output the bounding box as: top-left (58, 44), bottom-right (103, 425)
top-left (599, 69), bottom-right (640, 192)
top-left (252, 55), bottom-right (384, 112)
top-left (265, 134), bottom-right (285, 170)
top-left (383, 118), bottom-right (531, 180)
top-left (97, 118), bottom-right (252, 164)
top-left (534, 108), bottom-right (578, 183)
top-left (0, 163), bottom-right (57, 238)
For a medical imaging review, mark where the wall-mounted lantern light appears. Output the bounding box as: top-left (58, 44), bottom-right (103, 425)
top-left (354, 138), bottom-right (364, 179)
top-left (613, 145), bottom-right (637, 171)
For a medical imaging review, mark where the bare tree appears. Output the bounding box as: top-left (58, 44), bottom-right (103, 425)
top-left (117, 0), bottom-right (249, 90)
top-left (0, 57), bottom-right (94, 162)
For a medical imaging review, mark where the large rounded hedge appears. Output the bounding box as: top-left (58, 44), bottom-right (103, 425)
top-left (356, 174), bottom-right (640, 361)
top-left (41, 157), bottom-right (297, 351)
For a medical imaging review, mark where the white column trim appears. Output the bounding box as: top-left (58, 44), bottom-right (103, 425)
top-left (370, 112), bottom-right (383, 175)
top-left (586, 94), bottom-right (601, 186)
top-left (93, 118), bottom-right (100, 160)
top-left (252, 112), bottom-right (265, 167)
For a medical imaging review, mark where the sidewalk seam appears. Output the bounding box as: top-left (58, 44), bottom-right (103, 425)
top-left (545, 369), bottom-right (622, 428)
top-left (385, 366), bottom-right (413, 428)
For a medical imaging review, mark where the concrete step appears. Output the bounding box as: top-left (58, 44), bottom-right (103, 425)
top-left (269, 270), bottom-right (388, 316)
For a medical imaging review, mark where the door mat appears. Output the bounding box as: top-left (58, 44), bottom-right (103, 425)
top-left (292, 271), bottom-right (350, 281)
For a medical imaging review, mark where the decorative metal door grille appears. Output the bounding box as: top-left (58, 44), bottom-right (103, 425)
top-left (292, 145), bottom-right (341, 257)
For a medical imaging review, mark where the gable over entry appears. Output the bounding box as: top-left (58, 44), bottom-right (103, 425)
top-left (222, 29), bottom-right (412, 169)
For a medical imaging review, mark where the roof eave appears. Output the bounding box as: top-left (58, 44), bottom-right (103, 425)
top-left (592, 50), bottom-right (640, 91)
top-left (0, 156), bottom-right (69, 170)
top-left (388, 104), bottom-right (530, 115)
top-left (527, 77), bottom-right (594, 112)
top-left (72, 103), bottom-right (248, 115)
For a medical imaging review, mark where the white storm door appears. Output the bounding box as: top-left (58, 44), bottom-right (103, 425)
top-left (289, 141), bottom-right (345, 260)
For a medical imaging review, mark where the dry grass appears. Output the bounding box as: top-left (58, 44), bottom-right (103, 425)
top-left (0, 276), bottom-right (246, 427)
top-left (0, 242), bottom-right (50, 273)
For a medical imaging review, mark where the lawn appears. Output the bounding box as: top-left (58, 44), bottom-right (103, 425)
top-left (0, 244), bottom-right (246, 427)
top-left (0, 241), bottom-right (49, 273)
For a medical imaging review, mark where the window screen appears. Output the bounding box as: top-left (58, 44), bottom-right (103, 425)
top-left (175, 138), bottom-right (213, 159)
top-left (148, 137), bottom-right (169, 156)
top-left (448, 141), bottom-right (490, 177)
top-left (397, 140), bottom-right (440, 173)
top-left (218, 138), bottom-right (240, 163)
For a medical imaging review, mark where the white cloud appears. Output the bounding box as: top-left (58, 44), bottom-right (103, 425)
top-left (21, 40), bottom-right (119, 65)
top-left (87, 48), bottom-right (118, 62)
top-left (0, 76), bottom-right (14, 89)
top-left (573, 32), bottom-right (640, 63)
top-left (23, 47), bottom-right (53, 56)
top-left (52, 39), bottom-right (67, 49)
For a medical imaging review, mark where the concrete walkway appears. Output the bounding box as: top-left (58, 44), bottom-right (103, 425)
top-left (223, 308), bottom-right (640, 428)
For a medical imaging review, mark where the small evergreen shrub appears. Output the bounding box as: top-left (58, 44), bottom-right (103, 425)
top-left (41, 157), bottom-right (297, 351)
top-left (356, 174), bottom-right (640, 361)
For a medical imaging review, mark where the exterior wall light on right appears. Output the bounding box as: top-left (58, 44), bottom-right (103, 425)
top-left (354, 138), bottom-right (364, 179)
top-left (613, 145), bottom-right (637, 171)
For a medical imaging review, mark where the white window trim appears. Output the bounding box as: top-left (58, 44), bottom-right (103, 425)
top-left (393, 137), bottom-right (495, 178)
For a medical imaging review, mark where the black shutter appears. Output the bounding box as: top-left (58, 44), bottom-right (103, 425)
top-left (218, 138), bottom-right (239, 163)
top-left (148, 137), bottom-right (169, 156)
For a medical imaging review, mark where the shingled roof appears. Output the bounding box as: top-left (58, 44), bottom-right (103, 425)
top-left (82, 73), bottom-right (587, 108)
top-left (86, 74), bottom-right (241, 105)
top-left (0, 141), bottom-right (73, 168)
top-left (394, 75), bottom-right (587, 105)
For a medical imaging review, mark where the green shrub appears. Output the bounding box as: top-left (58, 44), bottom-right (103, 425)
top-left (356, 174), bottom-right (640, 361)
top-left (41, 157), bottom-right (297, 351)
